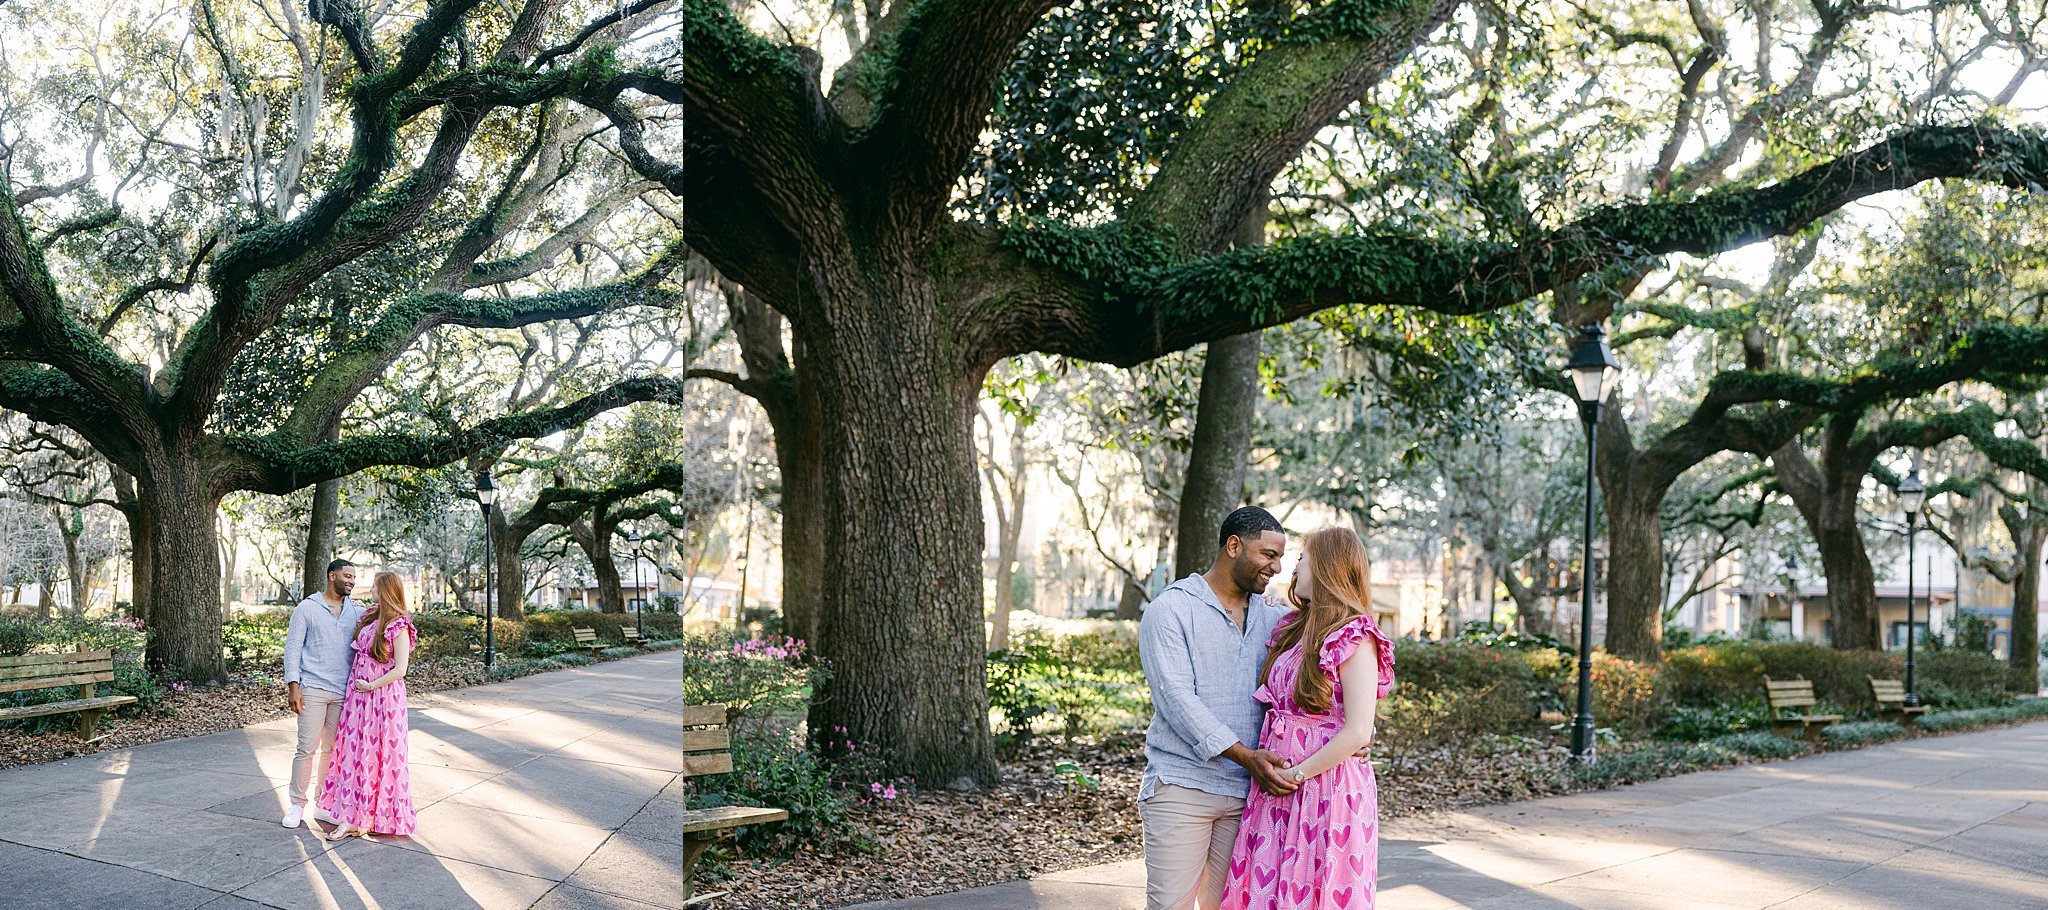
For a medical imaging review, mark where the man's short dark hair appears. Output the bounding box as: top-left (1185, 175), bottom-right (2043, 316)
top-left (326, 559), bottom-right (354, 575)
top-left (1217, 506), bottom-right (1283, 548)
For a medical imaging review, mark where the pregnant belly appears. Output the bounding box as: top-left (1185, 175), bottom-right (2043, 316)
top-left (1261, 711), bottom-right (1344, 764)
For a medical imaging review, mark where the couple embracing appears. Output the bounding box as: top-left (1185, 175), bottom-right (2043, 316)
top-left (281, 559), bottom-right (420, 841)
top-left (1139, 507), bottom-right (1394, 910)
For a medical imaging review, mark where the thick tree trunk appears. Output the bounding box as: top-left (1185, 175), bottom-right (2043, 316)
top-left (301, 478), bottom-right (340, 600)
top-left (1595, 404), bottom-right (1665, 662)
top-left (1772, 439), bottom-right (1880, 650)
top-left (570, 515), bottom-right (626, 613)
top-left (1173, 203), bottom-right (1267, 577)
top-left (769, 359), bottom-right (826, 645)
top-left (2009, 518), bottom-right (2045, 686)
top-left (492, 506), bottom-right (529, 621)
top-left (1601, 489), bottom-right (1665, 660)
top-left (58, 507), bottom-right (88, 617)
top-left (137, 452), bottom-right (229, 683)
top-left (1175, 330), bottom-right (1263, 577)
top-left (803, 275), bottom-right (998, 788)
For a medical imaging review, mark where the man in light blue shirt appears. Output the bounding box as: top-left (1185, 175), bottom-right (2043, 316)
top-left (1139, 506), bottom-right (1297, 910)
top-left (281, 558), bottom-right (366, 828)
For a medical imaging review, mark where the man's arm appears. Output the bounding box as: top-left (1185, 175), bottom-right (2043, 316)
top-left (281, 604), bottom-right (307, 711)
top-left (1138, 600), bottom-right (1239, 759)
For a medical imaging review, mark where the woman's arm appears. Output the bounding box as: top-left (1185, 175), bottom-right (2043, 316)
top-left (1284, 637), bottom-right (1381, 781)
top-left (356, 632), bottom-right (413, 690)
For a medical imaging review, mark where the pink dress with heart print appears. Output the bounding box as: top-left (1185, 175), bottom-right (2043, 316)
top-left (317, 614), bottom-right (418, 835)
top-left (1221, 614), bottom-right (1395, 910)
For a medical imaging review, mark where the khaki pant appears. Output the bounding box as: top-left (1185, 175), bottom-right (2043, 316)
top-left (290, 686), bottom-right (345, 804)
top-left (1141, 783), bottom-right (1246, 910)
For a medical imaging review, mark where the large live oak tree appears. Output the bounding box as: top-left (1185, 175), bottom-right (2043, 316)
top-left (0, 1), bottom-right (692, 681)
top-left (661, 0), bottom-right (2048, 782)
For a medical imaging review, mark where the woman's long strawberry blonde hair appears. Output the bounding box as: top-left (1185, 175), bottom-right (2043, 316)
top-left (1260, 527), bottom-right (1372, 714)
top-left (354, 571), bottom-right (412, 664)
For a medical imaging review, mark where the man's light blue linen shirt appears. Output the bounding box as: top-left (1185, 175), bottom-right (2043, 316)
top-left (283, 594), bottom-right (367, 696)
top-left (1138, 573), bottom-right (1284, 801)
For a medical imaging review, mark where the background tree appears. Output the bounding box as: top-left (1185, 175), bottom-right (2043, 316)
top-left (0, 0), bottom-right (696, 679)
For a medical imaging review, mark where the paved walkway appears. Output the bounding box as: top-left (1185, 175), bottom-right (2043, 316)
top-left (0, 650), bottom-right (684, 910)
top-left (853, 721), bottom-right (2048, 909)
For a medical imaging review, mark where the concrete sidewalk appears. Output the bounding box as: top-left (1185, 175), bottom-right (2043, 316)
top-left (0, 650), bottom-right (684, 910)
top-left (852, 721), bottom-right (2048, 909)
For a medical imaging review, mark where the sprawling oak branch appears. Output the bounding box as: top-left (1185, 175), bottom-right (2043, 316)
top-left (1001, 124), bottom-right (2048, 365)
top-left (233, 373), bottom-right (685, 493)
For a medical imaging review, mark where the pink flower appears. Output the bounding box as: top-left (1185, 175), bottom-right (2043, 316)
top-left (882, 785), bottom-right (898, 800)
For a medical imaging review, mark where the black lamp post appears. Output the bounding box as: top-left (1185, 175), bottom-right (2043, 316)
top-left (626, 528), bottom-right (645, 639)
top-left (1899, 468), bottom-right (1926, 707)
top-left (1566, 322), bottom-right (1621, 762)
top-left (476, 472), bottom-right (498, 669)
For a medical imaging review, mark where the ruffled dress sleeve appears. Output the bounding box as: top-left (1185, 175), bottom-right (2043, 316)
top-left (384, 615), bottom-right (419, 647)
top-left (1319, 615), bottom-right (1395, 698)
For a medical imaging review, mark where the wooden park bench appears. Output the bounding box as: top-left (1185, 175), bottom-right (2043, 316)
top-left (0, 650), bottom-right (138, 744)
top-left (1868, 677), bottom-right (1929, 726)
top-left (1764, 676), bottom-right (1843, 741)
top-left (621, 627), bottom-right (645, 648)
top-left (685, 704), bottom-right (787, 907)
top-left (571, 627), bottom-right (608, 654)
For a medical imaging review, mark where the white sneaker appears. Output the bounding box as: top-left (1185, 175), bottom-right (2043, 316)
top-left (282, 803), bottom-right (305, 828)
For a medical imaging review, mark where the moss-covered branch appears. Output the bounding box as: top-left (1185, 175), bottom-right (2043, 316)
top-left (1005, 124), bottom-right (2048, 365)
top-left (856, 0), bottom-right (1063, 234)
top-left (1126, 0), bottom-right (1459, 255)
top-left (274, 252), bottom-right (688, 446)
top-left (230, 374), bottom-right (685, 494)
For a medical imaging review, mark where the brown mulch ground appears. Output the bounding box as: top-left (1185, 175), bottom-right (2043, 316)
top-left (699, 731), bottom-right (1596, 910)
top-left (704, 732), bottom-right (1150, 910)
top-left (0, 656), bottom-right (529, 771)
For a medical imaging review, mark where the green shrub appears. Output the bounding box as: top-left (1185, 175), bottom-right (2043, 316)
top-left (688, 733), bottom-right (852, 856)
top-left (602, 646), bottom-right (640, 659)
top-left (483, 657), bottom-right (551, 680)
top-left (986, 625), bottom-right (1148, 755)
top-left (223, 611), bottom-right (290, 662)
top-left (1569, 740), bottom-right (1744, 787)
top-left (1820, 720), bottom-right (1906, 746)
top-left (551, 653), bottom-right (595, 666)
top-left (1379, 683), bottom-right (1537, 756)
top-left (526, 611), bottom-right (634, 646)
top-left (1748, 643), bottom-right (1902, 715)
top-left (1918, 698), bottom-right (2048, 732)
top-left (1656, 701), bottom-right (1769, 741)
top-left (684, 633), bottom-right (823, 745)
top-left (1659, 644), bottom-right (1768, 706)
top-left (1706, 731), bottom-right (1808, 759)
top-left (1916, 650), bottom-right (2020, 705)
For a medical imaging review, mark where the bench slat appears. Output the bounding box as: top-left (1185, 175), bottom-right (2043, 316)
top-left (683, 806), bottom-right (787, 835)
top-left (0, 671), bottom-right (115, 695)
top-left (684, 753), bottom-right (735, 777)
top-left (0, 650), bottom-right (114, 670)
top-left (684, 729), bottom-right (730, 752)
top-left (0, 659), bottom-right (115, 683)
top-left (683, 705), bottom-right (725, 726)
top-left (0, 694), bottom-right (138, 721)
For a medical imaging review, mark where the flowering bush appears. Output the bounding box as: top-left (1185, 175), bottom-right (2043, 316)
top-left (224, 610), bottom-right (291, 662)
top-left (683, 631), bottom-right (825, 744)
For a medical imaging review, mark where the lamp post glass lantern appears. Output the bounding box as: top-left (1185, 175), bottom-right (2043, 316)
top-left (476, 472), bottom-right (497, 669)
top-left (1899, 468), bottom-right (1926, 707)
top-left (1566, 322), bottom-right (1620, 763)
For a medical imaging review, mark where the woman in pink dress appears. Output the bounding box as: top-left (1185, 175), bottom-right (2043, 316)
top-left (1222, 527), bottom-right (1394, 910)
top-left (318, 570), bottom-right (419, 840)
